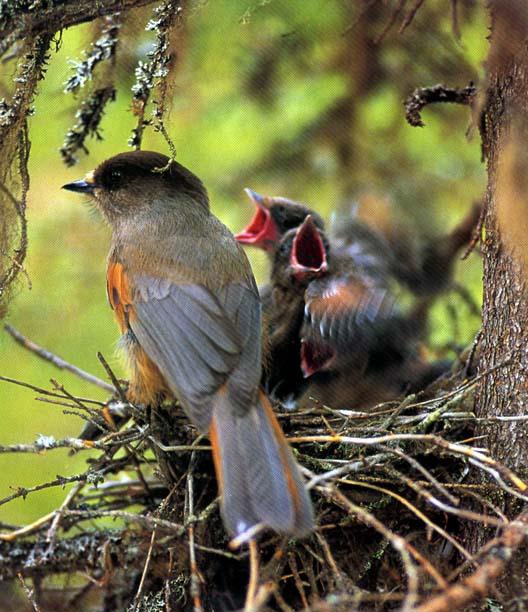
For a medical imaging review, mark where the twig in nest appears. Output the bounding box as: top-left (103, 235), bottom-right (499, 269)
top-left (248, 582), bottom-right (276, 611)
top-left (97, 351), bottom-right (128, 402)
top-left (184, 443), bottom-right (204, 612)
top-left (339, 475), bottom-right (471, 565)
top-left (404, 83), bottom-right (477, 127)
top-left (294, 432), bottom-right (528, 493)
top-left (0, 372), bottom-right (107, 405)
top-left (45, 482), bottom-right (84, 550)
top-left (381, 444), bottom-right (460, 505)
top-left (230, 523), bottom-right (266, 549)
top-left (0, 436), bottom-right (108, 455)
top-left (416, 510), bottom-right (528, 612)
top-left (319, 484), bottom-right (420, 611)
top-left (1, 512), bottom-right (56, 543)
top-left (447, 512), bottom-right (522, 583)
top-left (50, 378), bottom-right (109, 434)
top-left (286, 552), bottom-right (309, 609)
top-left (63, 508), bottom-right (185, 535)
top-left (385, 463), bottom-right (500, 532)
top-left (17, 573), bottom-right (42, 612)
top-left (244, 539), bottom-right (260, 611)
top-left (315, 531), bottom-right (350, 591)
top-left (0, 472), bottom-right (93, 516)
top-left (133, 529), bottom-right (157, 610)
top-left (5, 324), bottom-right (114, 392)
top-left (149, 437), bottom-right (211, 452)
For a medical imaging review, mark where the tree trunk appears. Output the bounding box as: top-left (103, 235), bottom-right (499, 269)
top-left (471, 0), bottom-right (528, 600)
top-left (478, 1), bottom-right (528, 472)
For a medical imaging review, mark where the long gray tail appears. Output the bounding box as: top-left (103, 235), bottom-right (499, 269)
top-left (209, 388), bottom-right (314, 537)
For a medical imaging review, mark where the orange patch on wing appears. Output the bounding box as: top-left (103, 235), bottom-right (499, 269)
top-left (127, 343), bottom-right (169, 405)
top-left (102, 405), bottom-right (117, 430)
top-left (308, 277), bottom-right (369, 319)
top-left (107, 261), bottom-right (135, 332)
top-left (107, 262), bottom-right (169, 405)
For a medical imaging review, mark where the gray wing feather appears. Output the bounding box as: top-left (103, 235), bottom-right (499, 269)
top-left (130, 278), bottom-right (260, 431)
top-left (219, 283), bottom-right (262, 413)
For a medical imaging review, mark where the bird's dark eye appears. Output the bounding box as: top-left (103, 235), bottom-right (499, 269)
top-left (106, 169), bottom-right (123, 190)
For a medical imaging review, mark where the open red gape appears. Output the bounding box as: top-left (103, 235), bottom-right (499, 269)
top-left (235, 189), bottom-right (279, 251)
top-left (300, 339), bottom-right (335, 377)
top-left (290, 215), bottom-right (328, 281)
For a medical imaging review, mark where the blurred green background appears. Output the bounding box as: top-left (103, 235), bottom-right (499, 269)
top-left (0, 1), bottom-right (486, 526)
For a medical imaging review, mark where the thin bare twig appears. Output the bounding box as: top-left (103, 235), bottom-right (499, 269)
top-left (404, 83), bottom-right (477, 127)
top-left (97, 351), bottom-right (128, 401)
top-left (244, 539), bottom-right (260, 611)
top-left (0, 473), bottom-right (91, 514)
top-left (417, 511), bottom-right (528, 612)
top-left (184, 444), bottom-right (204, 612)
top-left (293, 433), bottom-right (527, 493)
top-left (399, 0), bottom-right (427, 33)
top-left (133, 529), bottom-right (157, 610)
top-left (17, 573), bottom-right (42, 612)
top-left (5, 324), bottom-right (114, 391)
top-left (64, 508), bottom-right (185, 535)
top-left (319, 484), bottom-right (420, 610)
top-left (0, 0), bottom-right (157, 58)
top-left (45, 482), bottom-right (84, 547)
top-left (0, 436), bottom-right (106, 454)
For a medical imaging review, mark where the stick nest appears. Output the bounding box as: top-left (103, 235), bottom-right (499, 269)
top-left (0, 342), bottom-right (526, 612)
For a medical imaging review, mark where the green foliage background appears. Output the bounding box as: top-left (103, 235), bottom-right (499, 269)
top-left (0, 1), bottom-right (486, 526)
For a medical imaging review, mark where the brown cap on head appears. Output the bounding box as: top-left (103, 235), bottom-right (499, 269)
top-left (63, 150), bottom-right (208, 203)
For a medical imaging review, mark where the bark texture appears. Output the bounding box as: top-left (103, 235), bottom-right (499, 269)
top-left (477, 0), bottom-right (528, 473)
top-left (472, 0), bottom-right (528, 601)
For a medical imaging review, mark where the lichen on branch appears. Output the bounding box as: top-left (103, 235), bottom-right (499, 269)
top-left (129, 0), bottom-right (183, 150)
top-left (0, 35), bottom-right (51, 316)
top-left (63, 14), bottom-right (121, 94)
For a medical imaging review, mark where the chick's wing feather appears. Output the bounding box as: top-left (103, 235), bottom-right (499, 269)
top-left (304, 274), bottom-right (395, 351)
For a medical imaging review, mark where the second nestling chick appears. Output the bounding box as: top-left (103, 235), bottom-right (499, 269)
top-left (266, 216), bottom-right (446, 410)
top-left (263, 215), bottom-right (330, 403)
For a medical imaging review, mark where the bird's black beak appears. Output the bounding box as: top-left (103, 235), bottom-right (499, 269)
top-left (62, 179), bottom-right (96, 194)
